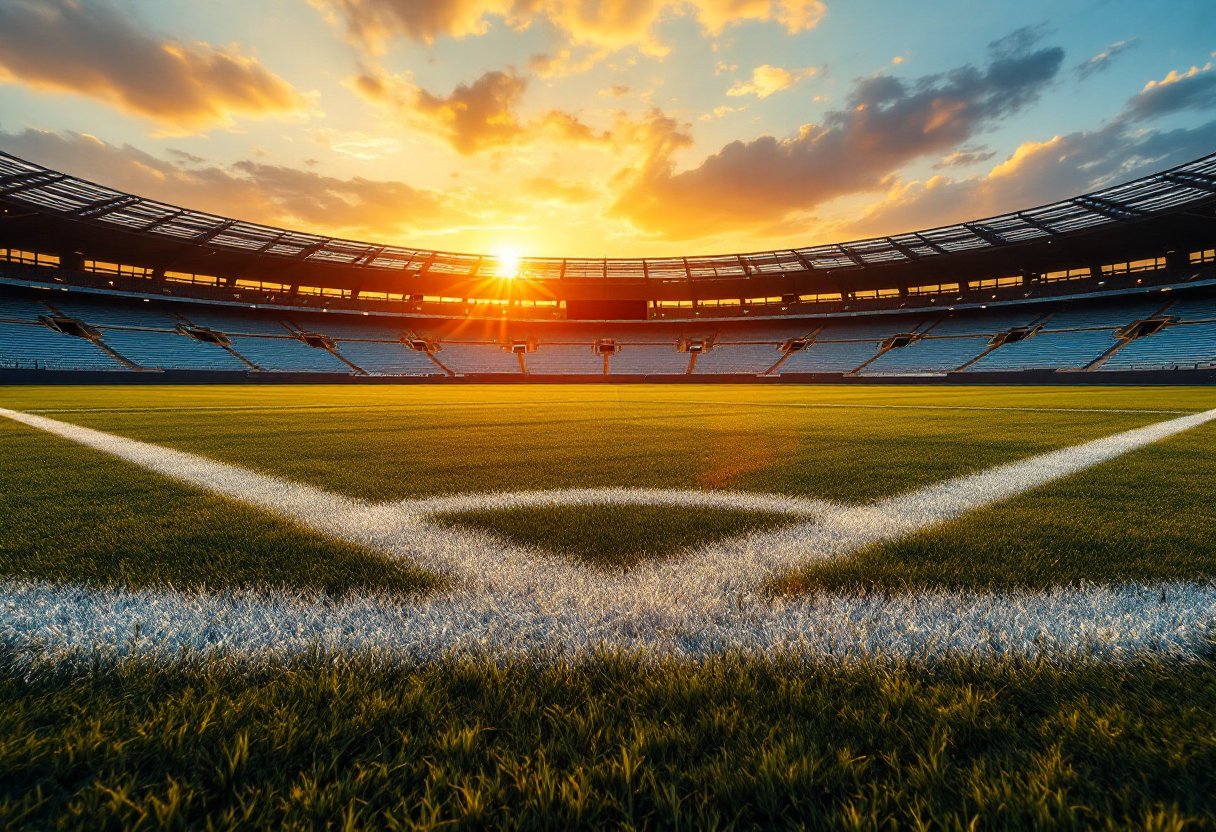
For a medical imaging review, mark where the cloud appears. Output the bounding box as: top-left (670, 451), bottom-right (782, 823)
top-left (1125, 63), bottom-right (1216, 121)
top-left (726, 64), bottom-right (815, 98)
top-left (0, 128), bottom-right (469, 240)
top-left (353, 67), bottom-right (620, 154)
top-left (608, 34), bottom-right (1065, 239)
top-left (354, 68), bottom-right (528, 154)
top-left (1075, 38), bottom-right (1139, 81)
top-left (831, 81), bottom-right (1216, 240)
top-left (315, 0), bottom-right (826, 59)
top-left (0, 0), bottom-right (308, 132)
top-left (524, 176), bottom-right (597, 203)
top-left (599, 84), bottom-right (631, 98)
top-left (699, 105), bottom-right (745, 121)
top-left (933, 146), bottom-right (996, 169)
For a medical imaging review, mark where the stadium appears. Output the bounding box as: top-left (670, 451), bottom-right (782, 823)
top-left (2, 3), bottom-right (1216, 829)
top-left (2, 150), bottom-right (1215, 382)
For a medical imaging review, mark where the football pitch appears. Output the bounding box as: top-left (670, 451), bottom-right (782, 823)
top-left (2, 384), bottom-right (1216, 829)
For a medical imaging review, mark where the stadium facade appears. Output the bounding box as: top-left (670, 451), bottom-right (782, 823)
top-left (1, 149), bottom-right (1214, 383)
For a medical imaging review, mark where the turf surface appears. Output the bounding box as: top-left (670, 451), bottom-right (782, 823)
top-left (0, 420), bottom-right (440, 596)
top-left (2, 654), bottom-right (1214, 831)
top-left (430, 504), bottom-right (796, 567)
top-left (2, 385), bottom-right (1197, 503)
top-left (775, 420), bottom-right (1216, 594)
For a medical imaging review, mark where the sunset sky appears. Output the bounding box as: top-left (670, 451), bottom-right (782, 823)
top-left (1, 0), bottom-right (1214, 258)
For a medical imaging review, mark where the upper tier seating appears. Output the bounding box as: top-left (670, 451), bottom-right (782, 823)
top-left (693, 344), bottom-right (783, 374)
top-left (296, 318), bottom-right (404, 341)
top-left (525, 344), bottom-right (604, 375)
top-left (1100, 322), bottom-right (1216, 370)
top-left (333, 340), bottom-right (441, 376)
top-left (179, 310), bottom-right (291, 336)
top-left (1040, 299), bottom-right (1165, 331)
top-left (0, 321), bottom-right (126, 370)
top-left (227, 336), bottom-right (351, 372)
top-left (0, 296), bottom-right (51, 322)
top-left (812, 319), bottom-right (924, 341)
top-left (1164, 296), bottom-right (1216, 322)
top-left (433, 343), bottom-right (521, 374)
top-left (609, 345), bottom-right (689, 375)
top-left (779, 340), bottom-right (880, 374)
top-left (53, 299), bottom-right (177, 330)
top-left (966, 329), bottom-right (1119, 372)
top-left (926, 311), bottom-right (1040, 337)
top-left (100, 329), bottom-right (248, 371)
top-left (859, 336), bottom-right (991, 375)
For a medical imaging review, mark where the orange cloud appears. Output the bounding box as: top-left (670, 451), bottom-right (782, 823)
top-left (726, 64), bottom-right (815, 98)
top-left (318, 0), bottom-right (827, 59)
top-left (0, 0), bottom-right (308, 132)
top-left (0, 128), bottom-right (470, 240)
top-left (608, 38), bottom-right (1065, 239)
top-left (354, 67), bottom-right (617, 154)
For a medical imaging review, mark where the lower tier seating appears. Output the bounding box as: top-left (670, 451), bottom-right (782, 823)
top-left (1100, 322), bottom-right (1216, 370)
top-left (860, 336), bottom-right (991, 375)
top-left (966, 330), bottom-right (1118, 372)
top-left (100, 329), bottom-right (248, 371)
top-left (334, 340), bottom-right (441, 376)
top-left (228, 336), bottom-right (351, 372)
top-left (0, 321), bottom-right (127, 371)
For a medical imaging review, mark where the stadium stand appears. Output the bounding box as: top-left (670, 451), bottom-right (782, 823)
top-left (1, 148), bottom-right (1214, 382)
top-left (525, 344), bottom-right (604, 375)
top-left (0, 296), bottom-right (52, 322)
top-left (609, 345), bottom-right (690, 375)
top-left (927, 311), bottom-right (1041, 337)
top-left (693, 344), bottom-right (783, 374)
top-left (52, 299), bottom-right (177, 330)
top-left (1165, 296), bottom-right (1216, 322)
top-left (1039, 299), bottom-right (1166, 331)
top-left (860, 336), bottom-right (991, 375)
top-left (0, 320), bottom-right (127, 371)
top-left (966, 329), bottom-right (1121, 372)
top-left (433, 343), bottom-right (522, 375)
top-left (98, 328), bottom-right (248, 371)
top-left (226, 335), bottom-right (352, 372)
top-left (779, 340), bottom-right (880, 374)
top-left (1100, 322), bottom-right (1216, 370)
top-left (333, 340), bottom-right (442, 376)
top-left (179, 310), bottom-right (291, 337)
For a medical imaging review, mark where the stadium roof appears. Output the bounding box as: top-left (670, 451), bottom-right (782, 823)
top-left (1, 149), bottom-right (1214, 300)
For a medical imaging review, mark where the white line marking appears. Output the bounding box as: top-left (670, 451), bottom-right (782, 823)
top-left (2, 406), bottom-right (1215, 662)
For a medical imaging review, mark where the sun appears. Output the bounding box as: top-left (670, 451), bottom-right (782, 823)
top-left (493, 245), bottom-right (522, 279)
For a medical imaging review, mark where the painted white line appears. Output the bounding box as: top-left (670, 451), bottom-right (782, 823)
top-left (3, 580), bottom-right (1214, 664)
top-left (2, 406), bottom-right (1215, 662)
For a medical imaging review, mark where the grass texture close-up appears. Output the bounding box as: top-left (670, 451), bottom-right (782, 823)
top-left (2, 654), bottom-right (1215, 831)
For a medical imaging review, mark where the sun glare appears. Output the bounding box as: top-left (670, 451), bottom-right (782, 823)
top-left (494, 246), bottom-right (523, 279)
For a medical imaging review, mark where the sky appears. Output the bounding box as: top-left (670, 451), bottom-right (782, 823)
top-left (0, 0), bottom-right (1214, 259)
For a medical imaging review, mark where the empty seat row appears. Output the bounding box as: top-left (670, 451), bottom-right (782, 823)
top-left (0, 321), bottom-right (126, 371)
top-left (99, 328), bottom-right (247, 371)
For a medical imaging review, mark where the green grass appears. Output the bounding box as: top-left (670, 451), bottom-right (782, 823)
top-left (0, 420), bottom-right (440, 596)
top-left (431, 505), bottom-right (795, 567)
top-left (2, 385), bottom-right (1201, 503)
top-left (775, 422), bottom-right (1216, 595)
top-left (2, 654), bottom-right (1215, 831)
